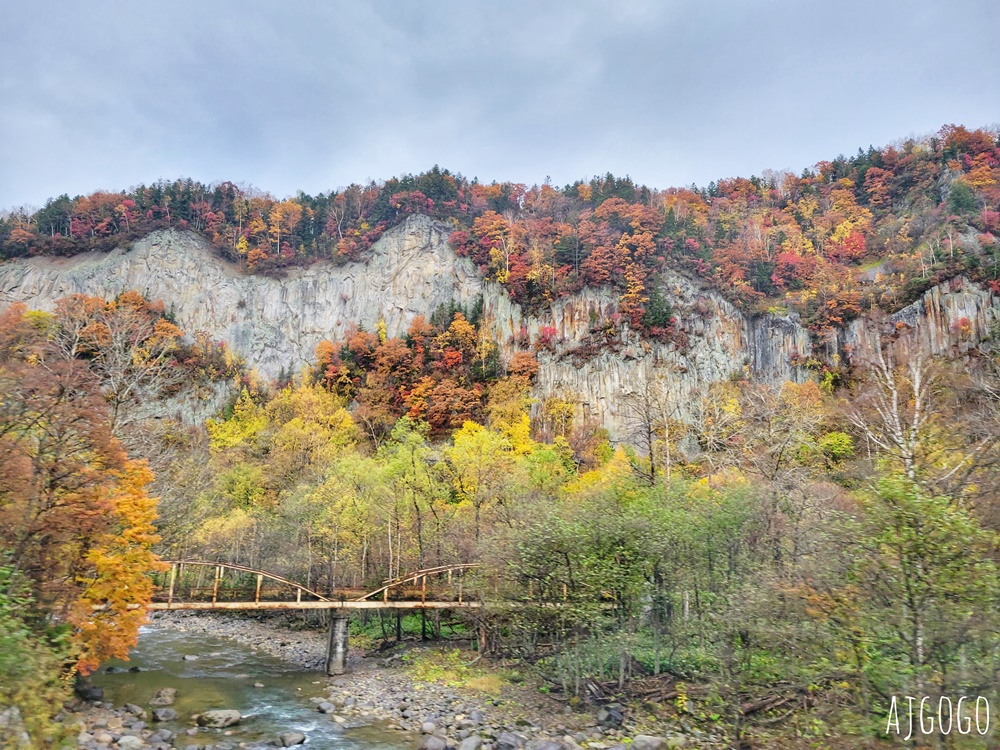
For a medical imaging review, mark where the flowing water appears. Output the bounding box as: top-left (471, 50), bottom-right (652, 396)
top-left (92, 624), bottom-right (410, 749)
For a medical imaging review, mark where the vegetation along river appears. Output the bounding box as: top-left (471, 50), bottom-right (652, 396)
top-left (91, 623), bottom-right (408, 749)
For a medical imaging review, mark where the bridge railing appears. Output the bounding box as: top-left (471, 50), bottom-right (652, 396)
top-left (150, 561), bottom-right (485, 608)
top-left (152, 561), bottom-right (332, 606)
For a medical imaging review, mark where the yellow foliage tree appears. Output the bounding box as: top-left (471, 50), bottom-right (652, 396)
top-left (69, 460), bottom-right (164, 675)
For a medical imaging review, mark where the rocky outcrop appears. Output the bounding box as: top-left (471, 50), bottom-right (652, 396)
top-left (1, 215), bottom-right (997, 438)
top-left (0, 217), bottom-right (482, 378)
top-left (841, 275), bottom-right (1000, 357)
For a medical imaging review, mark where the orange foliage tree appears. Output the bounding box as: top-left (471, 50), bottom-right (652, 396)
top-left (0, 303), bottom-right (163, 675)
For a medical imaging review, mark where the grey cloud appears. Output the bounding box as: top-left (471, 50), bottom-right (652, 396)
top-left (2, 0), bottom-right (998, 209)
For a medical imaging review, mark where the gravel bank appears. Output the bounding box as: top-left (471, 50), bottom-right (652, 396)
top-left (63, 612), bottom-right (716, 749)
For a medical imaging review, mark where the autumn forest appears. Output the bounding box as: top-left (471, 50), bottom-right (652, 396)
top-left (3, 124), bottom-right (1000, 747)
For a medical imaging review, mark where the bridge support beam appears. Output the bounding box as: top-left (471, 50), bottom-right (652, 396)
top-left (326, 613), bottom-right (349, 676)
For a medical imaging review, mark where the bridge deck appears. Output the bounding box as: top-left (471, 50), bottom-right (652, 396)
top-left (147, 600), bottom-right (480, 610)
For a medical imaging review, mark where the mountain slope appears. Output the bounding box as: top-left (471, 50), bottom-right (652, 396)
top-left (2, 214), bottom-right (998, 437)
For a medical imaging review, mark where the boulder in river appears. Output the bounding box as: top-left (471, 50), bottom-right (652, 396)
top-left (73, 677), bottom-right (104, 703)
top-left (279, 730), bottom-right (307, 746)
top-left (152, 708), bottom-right (178, 722)
top-left (196, 709), bottom-right (242, 728)
top-left (150, 688), bottom-right (177, 706)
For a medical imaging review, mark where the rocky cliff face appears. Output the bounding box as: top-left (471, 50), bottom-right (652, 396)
top-left (1, 215), bottom-right (997, 438)
top-left (0, 217), bottom-right (483, 377)
top-left (841, 276), bottom-right (1000, 358)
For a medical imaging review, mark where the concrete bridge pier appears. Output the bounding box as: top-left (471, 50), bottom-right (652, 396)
top-left (326, 612), bottom-right (349, 675)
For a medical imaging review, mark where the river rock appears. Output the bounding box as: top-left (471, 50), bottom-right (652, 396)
top-left (152, 708), bottom-right (177, 722)
top-left (497, 732), bottom-right (527, 750)
top-left (526, 742), bottom-right (562, 750)
top-left (596, 704), bottom-right (624, 728)
top-left (421, 736), bottom-right (448, 750)
top-left (317, 702), bottom-right (336, 714)
top-left (118, 736), bottom-right (145, 750)
top-left (124, 703), bottom-right (146, 717)
top-left (183, 654), bottom-right (199, 661)
top-left (665, 737), bottom-right (688, 749)
top-left (74, 680), bottom-right (104, 703)
top-left (459, 736), bottom-right (483, 750)
top-left (631, 736), bottom-right (664, 750)
top-left (196, 709), bottom-right (242, 728)
top-left (150, 688), bottom-right (177, 706)
top-left (422, 721), bottom-right (438, 734)
top-left (279, 731), bottom-right (307, 746)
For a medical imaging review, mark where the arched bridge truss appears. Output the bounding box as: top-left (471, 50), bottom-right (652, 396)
top-left (149, 560), bottom-right (482, 611)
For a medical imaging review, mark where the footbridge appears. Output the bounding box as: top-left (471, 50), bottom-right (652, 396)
top-left (151, 560), bottom-right (481, 611)
top-left (147, 560), bottom-right (483, 675)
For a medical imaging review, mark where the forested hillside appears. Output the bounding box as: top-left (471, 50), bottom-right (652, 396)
top-left (4, 125), bottom-right (1000, 747)
top-left (3, 124), bottom-right (998, 339)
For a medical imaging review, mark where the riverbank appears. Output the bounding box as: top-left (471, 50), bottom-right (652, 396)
top-left (144, 611), bottom-right (713, 749)
top-left (64, 612), bottom-right (715, 749)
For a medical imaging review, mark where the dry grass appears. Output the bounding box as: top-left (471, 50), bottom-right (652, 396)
top-left (404, 647), bottom-right (509, 694)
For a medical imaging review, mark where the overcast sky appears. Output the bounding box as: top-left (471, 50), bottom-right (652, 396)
top-left (2, 0), bottom-right (998, 210)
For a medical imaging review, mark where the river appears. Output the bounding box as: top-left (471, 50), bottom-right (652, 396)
top-left (92, 623), bottom-right (411, 749)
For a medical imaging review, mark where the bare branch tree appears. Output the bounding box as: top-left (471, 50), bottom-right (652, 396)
top-left (846, 327), bottom-right (934, 482)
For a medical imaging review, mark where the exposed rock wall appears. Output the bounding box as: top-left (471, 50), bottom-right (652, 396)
top-left (0, 217), bottom-right (483, 378)
top-left (1, 215), bottom-right (997, 438)
top-left (841, 276), bottom-right (1000, 358)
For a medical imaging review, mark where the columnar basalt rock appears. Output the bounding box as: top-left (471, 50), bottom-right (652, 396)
top-left (2, 214), bottom-right (997, 439)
